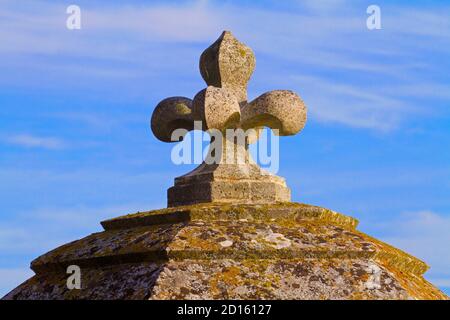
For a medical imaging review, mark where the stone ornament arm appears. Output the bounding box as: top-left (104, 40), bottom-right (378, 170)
top-left (151, 97), bottom-right (194, 142)
top-left (151, 86), bottom-right (243, 143)
top-left (240, 90), bottom-right (307, 136)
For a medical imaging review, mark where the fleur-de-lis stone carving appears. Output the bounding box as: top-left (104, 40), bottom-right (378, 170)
top-left (151, 31), bottom-right (307, 207)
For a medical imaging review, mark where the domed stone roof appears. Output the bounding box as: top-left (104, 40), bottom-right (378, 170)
top-left (3, 203), bottom-right (447, 300)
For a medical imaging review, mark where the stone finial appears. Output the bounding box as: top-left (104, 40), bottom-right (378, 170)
top-left (150, 31), bottom-right (307, 207)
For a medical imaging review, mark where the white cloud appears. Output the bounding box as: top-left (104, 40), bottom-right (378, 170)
top-left (4, 134), bottom-right (66, 149)
top-left (286, 74), bottom-right (412, 130)
top-left (0, 0), bottom-right (222, 57)
top-left (85, 1), bottom-right (222, 42)
top-left (387, 7), bottom-right (450, 40)
top-left (363, 210), bottom-right (450, 288)
top-left (0, 0), bottom-right (449, 132)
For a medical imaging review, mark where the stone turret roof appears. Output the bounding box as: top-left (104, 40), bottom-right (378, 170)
top-left (4, 203), bottom-right (447, 300)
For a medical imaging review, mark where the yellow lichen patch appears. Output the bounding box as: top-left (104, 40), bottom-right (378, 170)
top-left (209, 265), bottom-right (242, 296)
top-left (377, 259), bottom-right (448, 300)
top-left (169, 228), bottom-right (220, 251)
top-left (357, 231), bottom-right (429, 276)
top-left (175, 103), bottom-right (191, 115)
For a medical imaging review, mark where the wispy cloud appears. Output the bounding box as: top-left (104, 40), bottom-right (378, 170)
top-left (0, 1), bottom-right (449, 131)
top-left (287, 74), bottom-right (412, 130)
top-left (3, 134), bottom-right (66, 149)
top-left (86, 1), bottom-right (220, 43)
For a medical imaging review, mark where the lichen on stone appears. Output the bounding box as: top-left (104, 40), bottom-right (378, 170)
top-left (4, 202), bottom-right (447, 300)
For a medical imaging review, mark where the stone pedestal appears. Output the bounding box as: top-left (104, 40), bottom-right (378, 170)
top-left (168, 163), bottom-right (290, 207)
top-left (168, 138), bottom-right (291, 206)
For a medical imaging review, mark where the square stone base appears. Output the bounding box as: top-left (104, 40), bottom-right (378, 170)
top-left (168, 179), bottom-right (291, 207)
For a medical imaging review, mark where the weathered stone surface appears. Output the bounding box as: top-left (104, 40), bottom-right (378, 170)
top-left (3, 203), bottom-right (447, 300)
top-left (150, 31), bottom-right (308, 207)
top-left (5, 262), bottom-right (163, 300)
top-left (151, 97), bottom-right (194, 142)
top-left (151, 259), bottom-right (411, 300)
top-left (199, 31), bottom-right (255, 104)
top-left (193, 86), bottom-right (241, 131)
top-left (168, 164), bottom-right (291, 207)
top-left (241, 90), bottom-right (307, 135)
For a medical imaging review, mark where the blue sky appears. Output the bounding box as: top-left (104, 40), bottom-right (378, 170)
top-left (0, 0), bottom-right (449, 297)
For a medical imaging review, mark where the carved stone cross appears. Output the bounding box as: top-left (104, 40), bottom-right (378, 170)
top-left (151, 31), bottom-right (307, 207)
